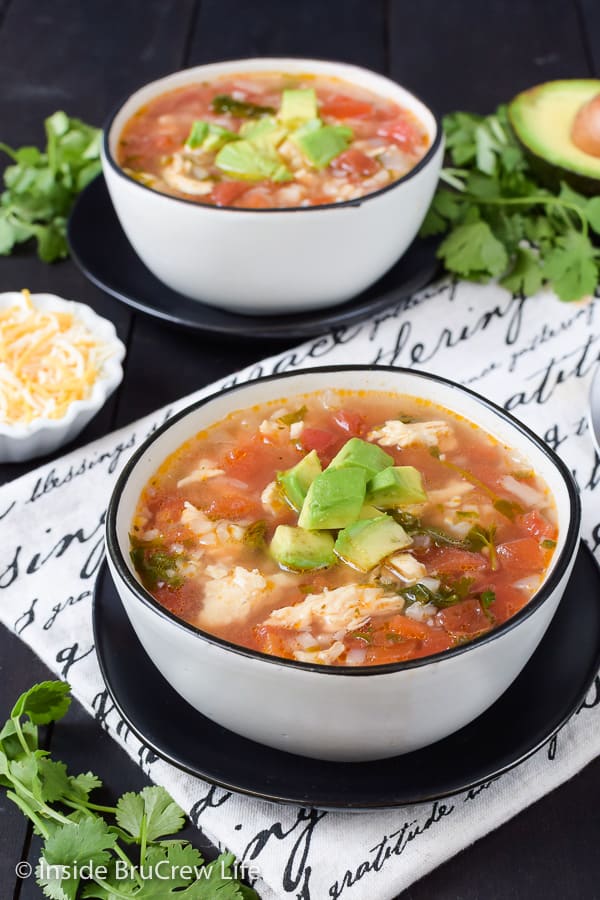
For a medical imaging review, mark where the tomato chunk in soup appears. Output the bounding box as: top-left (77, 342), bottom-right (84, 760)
top-left (117, 72), bottom-right (430, 208)
top-left (130, 390), bottom-right (558, 667)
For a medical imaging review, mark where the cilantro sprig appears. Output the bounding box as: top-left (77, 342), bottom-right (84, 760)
top-left (0, 111), bottom-right (101, 262)
top-left (1, 681), bottom-right (258, 900)
top-left (422, 105), bottom-right (600, 301)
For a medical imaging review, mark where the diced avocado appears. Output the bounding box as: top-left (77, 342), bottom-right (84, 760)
top-left (298, 467), bottom-right (366, 530)
top-left (328, 437), bottom-right (394, 480)
top-left (186, 121), bottom-right (208, 148)
top-left (270, 525), bottom-right (336, 571)
top-left (186, 121), bottom-right (238, 151)
top-left (334, 516), bottom-right (412, 572)
top-left (277, 450), bottom-right (322, 511)
top-left (293, 122), bottom-right (353, 169)
top-left (280, 89), bottom-right (318, 125)
top-left (367, 466), bottom-right (427, 508)
top-left (215, 140), bottom-right (292, 182)
top-left (240, 117), bottom-right (288, 148)
top-left (359, 503), bottom-right (382, 520)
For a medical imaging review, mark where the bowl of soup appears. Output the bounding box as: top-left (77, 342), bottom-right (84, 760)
top-left (106, 367), bottom-right (580, 760)
top-left (102, 59), bottom-right (443, 313)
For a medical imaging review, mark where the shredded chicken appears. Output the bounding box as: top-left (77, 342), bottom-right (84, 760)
top-left (386, 553), bottom-right (427, 584)
top-left (180, 501), bottom-right (245, 546)
top-left (200, 566), bottom-right (276, 627)
top-left (293, 640), bottom-right (346, 665)
top-left (177, 460), bottom-right (225, 488)
top-left (369, 420), bottom-right (456, 451)
top-left (264, 584), bottom-right (404, 634)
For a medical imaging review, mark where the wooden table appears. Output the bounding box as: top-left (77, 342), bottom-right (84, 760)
top-left (2, 1), bottom-right (600, 896)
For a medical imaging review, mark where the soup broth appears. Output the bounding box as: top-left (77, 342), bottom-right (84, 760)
top-left (130, 390), bottom-right (557, 667)
top-left (117, 72), bottom-right (430, 208)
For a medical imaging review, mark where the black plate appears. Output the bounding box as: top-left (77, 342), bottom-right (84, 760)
top-left (93, 544), bottom-right (600, 810)
top-left (68, 176), bottom-right (439, 340)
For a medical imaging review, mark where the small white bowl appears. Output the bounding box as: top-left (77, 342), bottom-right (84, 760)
top-left (106, 367), bottom-right (581, 761)
top-left (102, 58), bottom-right (443, 314)
top-left (0, 292), bottom-right (125, 463)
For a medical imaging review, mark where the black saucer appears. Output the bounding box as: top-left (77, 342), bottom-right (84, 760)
top-left (93, 543), bottom-right (600, 810)
top-left (68, 176), bottom-right (439, 340)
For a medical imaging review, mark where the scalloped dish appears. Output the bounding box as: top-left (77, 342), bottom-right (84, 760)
top-left (0, 290), bottom-right (125, 461)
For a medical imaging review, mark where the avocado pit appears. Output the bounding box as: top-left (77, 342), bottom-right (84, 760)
top-left (571, 93), bottom-right (600, 158)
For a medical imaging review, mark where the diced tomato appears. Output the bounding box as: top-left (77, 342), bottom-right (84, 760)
top-left (497, 538), bottom-right (545, 573)
top-left (412, 630), bottom-right (454, 658)
top-left (300, 428), bottom-right (340, 465)
top-left (383, 615), bottom-right (431, 641)
top-left (239, 188), bottom-right (273, 209)
top-left (377, 115), bottom-right (421, 151)
top-left (204, 491), bottom-right (261, 521)
top-left (211, 181), bottom-right (249, 206)
top-left (329, 149), bottom-right (379, 177)
top-left (437, 599), bottom-right (491, 638)
top-left (489, 583), bottom-right (528, 621)
top-left (332, 409), bottom-right (366, 436)
top-left (222, 436), bottom-right (299, 482)
top-left (367, 640), bottom-right (419, 665)
top-left (154, 498), bottom-right (185, 530)
top-left (320, 95), bottom-right (374, 119)
top-left (419, 546), bottom-right (489, 576)
top-left (254, 625), bottom-right (295, 660)
top-left (517, 510), bottom-right (555, 541)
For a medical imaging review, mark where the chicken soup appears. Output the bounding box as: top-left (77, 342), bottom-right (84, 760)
top-left (130, 390), bottom-right (557, 667)
top-left (117, 72), bottom-right (430, 208)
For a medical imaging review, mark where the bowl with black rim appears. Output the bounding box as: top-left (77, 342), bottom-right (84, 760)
top-left (105, 366), bottom-right (580, 761)
top-left (101, 57), bottom-right (443, 314)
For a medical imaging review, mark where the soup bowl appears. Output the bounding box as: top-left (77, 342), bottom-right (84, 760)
top-left (101, 58), bottom-right (443, 314)
top-left (106, 367), bottom-right (580, 761)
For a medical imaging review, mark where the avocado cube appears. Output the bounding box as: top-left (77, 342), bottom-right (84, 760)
top-left (270, 525), bottom-right (336, 571)
top-left (215, 139), bottom-right (292, 182)
top-left (359, 503), bottom-right (382, 519)
top-left (328, 437), bottom-right (394, 480)
top-left (335, 515), bottom-right (412, 572)
top-left (367, 466), bottom-right (427, 508)
top-left (277, 449), bottom-right (322, 511)
top-left (298, 467), bottom-right (366, 530)
top-left (293, 122), bottom-right (353, 169)
top-left (280, 89), bottom-right (318, 124)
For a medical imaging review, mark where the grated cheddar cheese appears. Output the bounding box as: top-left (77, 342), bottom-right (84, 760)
top-left (0, 290), bottom-right (112, 425)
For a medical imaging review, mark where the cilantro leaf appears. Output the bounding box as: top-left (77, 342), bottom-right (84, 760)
top-left (542, 230), bottom-right (598, 301)
top-left (37, 818), bottom-right (116, 900)
top-left (0, 111), bottom-right (101, 263)
top-left (500, 247), bottom-right (544, 296)
top-left (437, 220), bottom-right (509, 279)
top-left (116, 786), bottom-right (185, 842)
top-left (11, 681), bottom-right (71, 725)
top-left (586, 196), bottom-right (600, 235)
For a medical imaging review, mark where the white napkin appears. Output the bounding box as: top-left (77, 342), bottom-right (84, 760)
top-left (1, 278), bottom-right (599, 900)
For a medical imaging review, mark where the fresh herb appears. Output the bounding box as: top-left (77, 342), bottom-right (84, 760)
top-left (0, 111), bottom-right (101, 262)
top-left (1, 681), bottom-right (257, 900)
top-left (211, 94), bottom-right (275, 117)
top-left (465, 524), bottom-right (499, 570)
top-left (401, 576), bottom-right (474, 610)
top-left (277, 405), bottom-right (307, 426)
top-left (429, 446), bottom-right (441, 459)
top-left (542, 538), bottom-right (557, 550)
top-left (351, 630), bottom-right (373, 644)
top-left (129, 536), bottom-right (184, 589)
top-left (480, 589), bottom-right (496, 609)
top-left (243, 520), bottom-right (267, 550)
top-left (493, 497), bottom-right (523, 521)
top-left (421, 104), bottom-right (600, 301)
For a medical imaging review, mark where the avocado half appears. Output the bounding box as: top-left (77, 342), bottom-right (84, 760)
top-left (508, 79), bottom-right (600, 196)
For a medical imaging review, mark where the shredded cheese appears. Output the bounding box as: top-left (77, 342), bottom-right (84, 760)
top-left (0, 290), bottom-right (111, 425)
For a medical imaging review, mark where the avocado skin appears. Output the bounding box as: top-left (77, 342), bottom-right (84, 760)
top-left (508, 80), bottom-right (600, 197)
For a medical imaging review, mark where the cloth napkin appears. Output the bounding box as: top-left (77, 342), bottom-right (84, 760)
top-left (1, 277), bottom-right (599, 900)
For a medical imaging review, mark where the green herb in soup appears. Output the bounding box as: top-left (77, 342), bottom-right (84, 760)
top-left (117, 73), bottom-right (430, 208)
top-left (130, 390), bottom-right (558, 667)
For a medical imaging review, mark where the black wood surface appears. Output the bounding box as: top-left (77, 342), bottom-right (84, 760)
top-left (1, 1), bottom-right (600, 898)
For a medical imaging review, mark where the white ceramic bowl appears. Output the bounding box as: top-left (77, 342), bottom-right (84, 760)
top-left (102, 58), bottom-right (443, 314)
top-left (0, 292), bottom-right (125, 462)
top-left (106, 367), bottom-right (580, 761)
